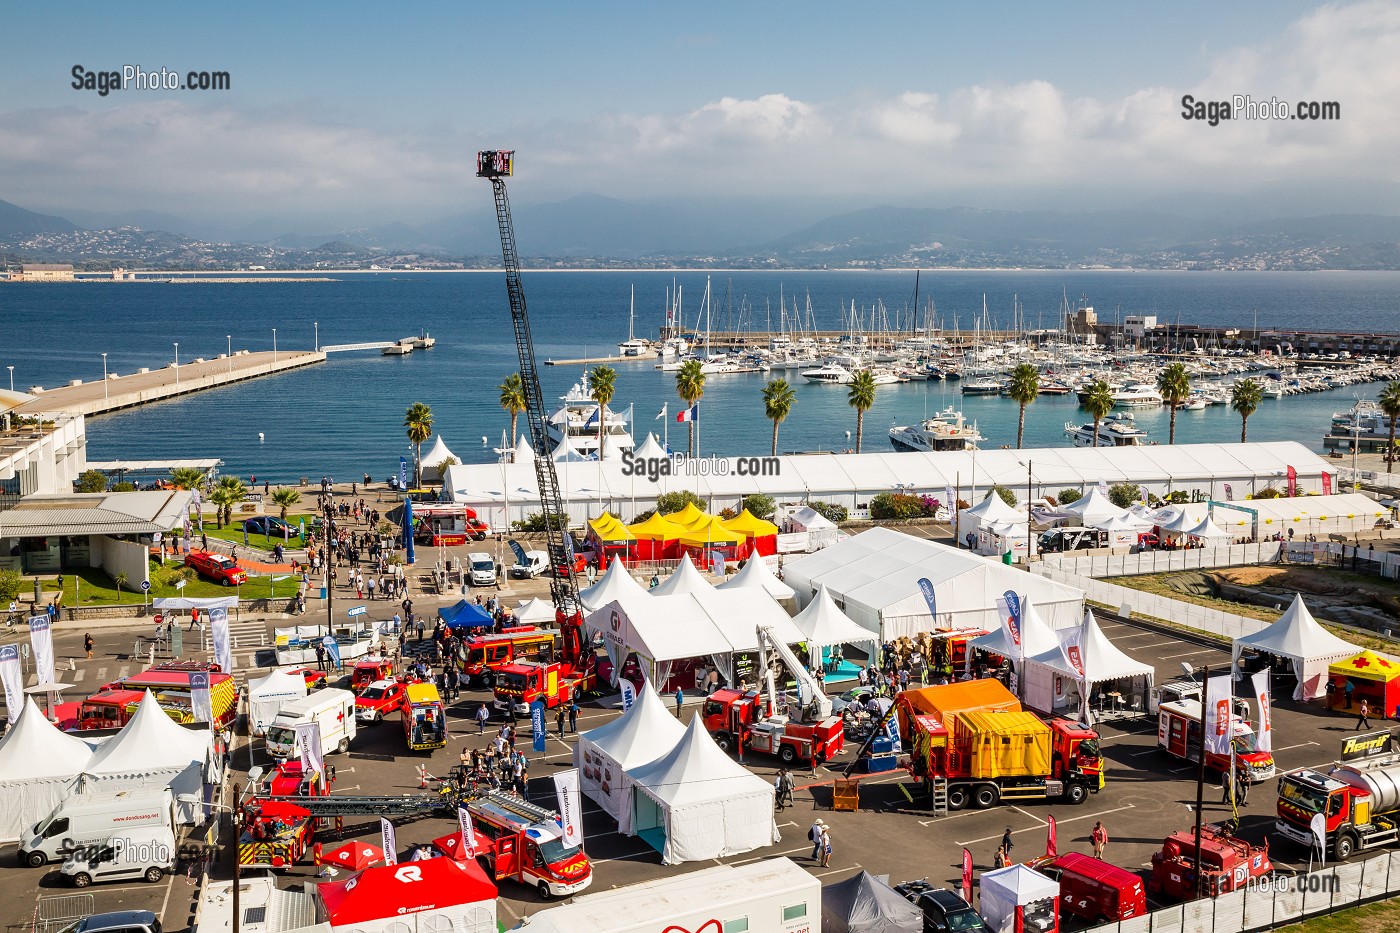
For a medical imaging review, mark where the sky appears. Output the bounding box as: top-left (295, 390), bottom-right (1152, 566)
top-left (2, 0), bottom-right (1398, 234)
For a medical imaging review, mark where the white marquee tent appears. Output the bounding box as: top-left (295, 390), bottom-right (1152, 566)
top-left (1024, 611), bottom-right (1155, 720)
top-left (79, 690), bottom-right (215, 824)
top-left (575, 685), bottom-right (686, 833)
top-left (633, 433), bottom-right (669, 459)
top-left (0, 698), bottom-right (96, 843)
top-left (510, 435), bottom-right (535, 463)
top-left (247, 670), bottom-right (307, 737)
top-left (969, 597), bottom-right (1065, 712)
top-left (513, 597), bottom-right (556, 625)
top-left (1186, 514), bottom-right (1232, 546)
top-left (716, 554), bottom-right (795, 601)
top-left (791, 585), bottom-right (879, 659)
top-left (957, 492), bottom-right (1024, 544)
top-left (651, 554), bottom-right (714, 597)
top-left (783, 528), bottom-right (1085, 639)
top-left (580, 558), bottom-right (649, 611)
top-left (626, 716), bottom-right (780, 864)
top-left (1232, 594), bottom-right (1360, 700)
top-left (419, 436), bottom-right (459, 483)
top-left (979, 865), bottom-right (1061, 933)
top-left (1054, 487), bottom-right (1127, 526)
top-left (781, 506), bottom-right (839, 551)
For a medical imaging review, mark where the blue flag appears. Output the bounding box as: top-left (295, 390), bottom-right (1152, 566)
top-left (508, 539), bottom-right (528, 566)
top-left (917, 577), bottom-right (938, 623)
top-left (531, 700), bottom-right (547, 752)
top-left (403, 497), bottom-right (415, 565)
top-left (321, 635), bottom-right (341, 669)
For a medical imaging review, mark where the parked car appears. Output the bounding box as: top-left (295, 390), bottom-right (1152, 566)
top-left (510, 550), bottom-right (549, 579)
top-left (72, 912), bottom-right (162, 933)
top-left (355, 680), bottom-right (408, 723)
top-left (184, 551), bottom-right (248, 586)
top-left (285, 667), bottom-right (329, 690)
top-left (893, 880), bottom-right (989, 933)
top-left (554, 554), bottom-right (588, 577)
top-left (241, 516), bottom-right (293, 537)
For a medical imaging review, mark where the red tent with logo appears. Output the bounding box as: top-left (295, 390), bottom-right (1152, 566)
top-left (431, 829), bottom-right (491, 863)
top-left (316, 857), bottom-right (497, 933)
top-left (319, 840), bottom-right (386, 872)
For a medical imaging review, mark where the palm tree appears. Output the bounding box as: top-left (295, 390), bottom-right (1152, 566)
top-left (1380, 382), bottom-right (1400, 474)
top-left (761, 378), bottom-right (796, 456)
top-left (1157, 362), bottom-right (1191, 444)
top-left (498, 373), bottom-right (526, 444)
top-left (169, 467), bottom-right (206, 491)
top-left (1007, 363), bottom-right (1040, 449)
top-left (588, 366), bottom-right (617, 460)
top-left (403, 402), bottom-right (433, 486)
top-left (675, 360), bottom-right (706, 456)
top-left (113, 572), bottom-right (128, 602)
top-left (1230, 378), bottom-right (1264, 444)
top-left (210, 476), bottom-right (247, 528)
top-left (847, 370), bottom-right (878, 453)
top-left (1083, 379), bottom-right (1115, 448)
top-left (270, 487), bottom-right (301, 520)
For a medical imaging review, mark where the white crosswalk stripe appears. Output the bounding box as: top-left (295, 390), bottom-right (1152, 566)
top-left (95, 666), bottom-right (108, 681)
top-left (73, 669), bottom-right (86, 682)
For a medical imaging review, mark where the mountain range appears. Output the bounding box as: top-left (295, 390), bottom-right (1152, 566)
top-left (4, 195), bottom-right (1400, 271)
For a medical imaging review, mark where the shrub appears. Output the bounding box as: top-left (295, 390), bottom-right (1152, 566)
top-left (1107, 483), bottom-right (1142, 509)
top-left (1057, 488), bottom-right (1083, 505)
top-left (0, 568), bottom-right (21, 604)
top-left (870, 492), bottom-right (927, 521)
top-left (719, 507), bottom-right (738, 520)
top-left (111, 481), bottom-right (136, 492)
top-left (807, 501), bottom-right (848, 523)
top-left (1164, 490), bottom-right (1191, 504)
top-left (514, 512), bottom-right (550, 532)
top-left (742, 493), bottom-right (776, 521)
top-left (657, 490), bottom-right (705, 515)
top-left (991, 485), bottom-right (1017, 507)
top-left (152, 564), bottom-right (195, 589)
top-left (1254, 487), bottom-right (1283, 499)
top-left (74, 470), bottom-right (108, 493)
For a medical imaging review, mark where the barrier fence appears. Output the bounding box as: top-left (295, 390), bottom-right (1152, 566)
top-left (1038, 542), bottom-right (1283, 578)
top-left (1082, 851), bottom-right (1400, 933)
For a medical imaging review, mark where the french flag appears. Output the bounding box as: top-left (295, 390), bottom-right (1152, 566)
top-left (676, 403), bottom-right (698, 423)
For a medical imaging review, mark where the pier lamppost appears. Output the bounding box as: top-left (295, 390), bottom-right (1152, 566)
top-left (314, 322), bottom-right (318, 353)
top-left (101, 353), bottom-right (108, 401)
top-left (174, 343), bottom-right (180, 386)
top-left (272, 328), bottom-right (278, 363)
top-left (6, 366), bottom-right (12, 392)
top-left (226, 335), bottom-right (232, 374)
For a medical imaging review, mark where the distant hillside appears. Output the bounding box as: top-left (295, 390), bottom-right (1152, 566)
top-left (0, 199), bottom-right (79, 238)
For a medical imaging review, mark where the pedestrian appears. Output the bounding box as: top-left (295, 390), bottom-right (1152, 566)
top-left (314, 640), bottom-right (327, 672)
top-left (556, 706), bottom-right (566, 738)
top-left (1358, 698), bottom-right (1372, 730)
top-left (1345, 679), bottom-right (1355, 709)
top-left (1236, 770), bottom-right (1250, 806)
top-left (675, 687), bottom-right (685, 718)
top-left (1001, 826), bottom-right (1014, 859)
top-left (993, 844), bottom-right (1009, 868)
top-left (1221, 768), bottom-right (1234, 804)
top-left (809, 818), bottom-right (826, 860)
top-left (819, 825), bottom-right (832, 868)
top-left (83, 632), bottom-right (94, 659)
top-left (1090, 820), bottom-right (1108, 858)
top-left (568, 698), bottom-right (579, 733)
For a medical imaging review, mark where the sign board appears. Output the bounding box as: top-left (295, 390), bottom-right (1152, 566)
top-left (1341, 730), bottom-right (1395, 762)
top-left (347, 606), bottom-right (367, 617)
top-left (140, 580), bottom-right (151, 591)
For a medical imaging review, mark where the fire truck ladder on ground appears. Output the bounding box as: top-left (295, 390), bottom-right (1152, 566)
top-left (259, 794), bottom-right (445, 817)
top-left (477, 150), bottom-right (581, 620)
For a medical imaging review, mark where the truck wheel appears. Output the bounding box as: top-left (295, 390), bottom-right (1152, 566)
top-left (72, 872), bottom-right (92, 887)
top-left (337, 738), bottom-right (349, 754)
top-left (537, 880), bottom-right (553, 900)
top-left (144, 866), bottom-right (164, 883)
top-left (780, 746), bottom-right (798, 765)
top-left (25, 851), bottom-right (45, 868)
top-left (946, 786), bottom-right (970, 811)
top-left (973, 785), bottom-right (999, 809)
top-left (1336, 833), bottom-right (1356, 860)
top-left (1066, 782), bottom-right (1089, 805)
top-left (714, 732), bottom-right (734, 753)
top-left (481, 671), bottom-right (495, 688)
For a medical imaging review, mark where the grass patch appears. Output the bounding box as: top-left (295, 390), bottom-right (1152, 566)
top-left (1282, 898), bottom-right (1400, 933)
top-left (194, 513), bottom-right (316, 551)
top-left (44, 560), bottom-right (301, 607)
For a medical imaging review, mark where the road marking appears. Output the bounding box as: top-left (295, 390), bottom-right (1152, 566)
top-left (1131, 747), bottom-right (1163, 758)
top-left (1010, 806), bottom-right (1047, 826)
top-left (156, 866), bottom-right (177, 926)
top-left (95, 666), bottom-right (108, 679)
top-left (595, 847), bottom-right (663, 862)
top-left (497, 901), bottom-right (521, 922)
top-left (777, 821), bottom-right (798, 829)
top-left (1272, 742), bottom-right (1320, 753)
top-left (812, 865), bottom-right (860, 877)
top-left (118, 665), bottom-right (130, 678)
top-left (73, 669), bottom-right (86, 682)
top-left (1162, 650), bottom-right (1217, 659)
top-left (956, 805), bottom-right (1135, 846)
top-left (1132, 639), bottom-right (1188, 649)
top-left (729, 845), bottom-right (815, 865)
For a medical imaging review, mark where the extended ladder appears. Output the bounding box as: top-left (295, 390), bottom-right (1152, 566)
top-left (259, 794), bottom-right (444, 817)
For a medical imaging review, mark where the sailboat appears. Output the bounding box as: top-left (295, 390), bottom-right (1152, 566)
top-left (617, 286), bottom-right (651, 357)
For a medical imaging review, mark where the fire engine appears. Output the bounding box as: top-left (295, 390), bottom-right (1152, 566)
top-left (702, 624), bottom-right (844, 766)
top-left (62, 662), bottom-right (238, 731)
top-left (239, 798), bottom-right (313, 869)
top-left (494, 660), bottom-right (594, 715)
top-left (1148, 824), bottom-right (1272, 899)
top-left (462, 628), bottom-right (556, 686)
top-left (457, 791), bottom-right (592, 899)
top-left (404, 682), bottom-right (448, 751)
top-left (1277, 743), bottom-right (1400, 858)
top-left (1157, 698), bottom-right (1275, 782)
top-left (351, 656), bottom-right (396, 693)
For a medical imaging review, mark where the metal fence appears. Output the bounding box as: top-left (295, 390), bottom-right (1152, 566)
top-left (33, 894), bottom-right (93, 933)
top-left (1038, 542), bottom-right (1283, 578)
top-left (1082, 852), bottom-right (1400, 933)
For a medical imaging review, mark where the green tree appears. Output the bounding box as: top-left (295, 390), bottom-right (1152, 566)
top-left (1230, 378), bottom-right (1264, 444)
top-left (656, 490), bottom-right (705, 515)
top-left (111, 481), bottom-right (136, 492)
top-left (209, 476), bottom-right (247, 529)
top-left (1380, 382), bottom-right (1400, 475)
top-left (870, 492), bottom-right (926, 520)
top-left (498, 373), bottom-right (527, 445)
top-left (403, 402), bottom-right (434, 486)
top-left (433, 455), bottom-right (459, 482)
top-left (588, 366), bottom-right (618, 460)
top-left (1006, 363), bottom-right (1041, 449)
top-left (761, 378), bottom-right (796, 457)
top-left (741, 493), bottom-right (776, 521)
top-left (1254, 486), bottom-right (1283, 499)
top-left (1057, 488), bottom-right (1083, 505)
top-left (0, 568), bottom-right (21, 604)
top-left (74, 470), bottom-right (108, 493)
top-left (270, 487), bottom-right (301, 520)
top-left (113, 571), bottom-right (129, 602)
top-left (169, 467), bottom-right (207, 491)
top-left (1107, 483), bottom-right (1142, 509)
top-left (807, 501), bottom-right (848, 523)
top-left (847, 370), bottom-right (878, 453)
top-left (990, 485), bottom-right (1017, 507)
top-left (1157, 363), bottom-right (1191, 444)
top-left (1082, 379), bottom-right (1115, 448)
top-left (675, 360), bottom-right (706, 456)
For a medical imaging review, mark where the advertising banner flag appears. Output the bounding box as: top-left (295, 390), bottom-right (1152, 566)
top-left (1204, 675), bottom-right (1234, 757)
top-left (294, 720), bottom-right (325, 779)
top-left (1058, 626), bottom-right (1085, 678)
top-left (1047, 815), bottom-right (1058, 857)
top-left (532, 700), bottom-right (547, 752)
top-left (961, 848), bottom-right (974, 904)
top-left (1322, 472), bottom-right (1333, 496)
top-left (1252, 670), bottom-right (1272, 754)
top-left (399, 458), bottom-right (408, 490)
top-left (0, 645), bottom-right (22, 725)
top-left (209, 606), bottom-right (232, 674)
top-left (619, 679), bottom-right (637, 712)
top-left (457, 806), bottom-right (477, 858)
top-left (190, 671), bottom-right (213, 724)
top-left (553, 768), bottom-right (583, 849)
top-left (28, 617), bottom-right (55, 685)
top-left (380, 818), bottom-right (398, 866)
top-left (944, 485), bottom-right (955, 514)
top-left (917, 578), bottom-right (938, 624)
top-left (509, 539), bottom-right (528, 566)
top-left (321, 635), bottom-right (341, 669)
top-left (1310, 812), bottom-right (1327, 865)
top-left (1287, 465), bottom-right (1298, 498)
top-left (1224, 483), bottom-right (1234, 501)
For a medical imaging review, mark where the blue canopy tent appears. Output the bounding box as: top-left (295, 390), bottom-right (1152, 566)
top-left (439, 600), bottom-right (493, 630)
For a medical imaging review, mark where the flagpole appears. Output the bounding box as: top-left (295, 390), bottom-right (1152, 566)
top-left (1193, 664), bottom-right (1209, 899)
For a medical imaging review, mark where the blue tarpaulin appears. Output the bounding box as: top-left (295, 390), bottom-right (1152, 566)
top-left (438, 600), bottom-right (493, 630)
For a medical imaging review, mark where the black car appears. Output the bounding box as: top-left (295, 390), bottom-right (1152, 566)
top-left (893, 881), bottom-right (988, 933)
top-left (241, 516), bottom-right (293, 537)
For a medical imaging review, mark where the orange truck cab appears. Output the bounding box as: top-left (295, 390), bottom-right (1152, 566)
top-left (1277, 762), bottom-right (1400, 859)
top-left (1148, 825), bottom-right (1272, 900)
top-left (462, 629), bottom-right (555, 687)
top-left (1031, 852), bottom-right (1146, 923)
top-left (701, 688), bottom-right (845, 765)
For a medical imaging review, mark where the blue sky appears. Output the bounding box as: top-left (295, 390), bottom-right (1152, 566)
top-left (2, 0), bottom-right (1395, 231)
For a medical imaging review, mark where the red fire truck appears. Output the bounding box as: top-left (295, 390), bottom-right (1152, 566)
top-left (494, 660), bottom-right (594, 715)
top-left (1148, 824), bottom-right (1272, 899)
top-left (462, 628), bottom-right (556, 686)
top-left (434, 791), bottom-right (591, 899)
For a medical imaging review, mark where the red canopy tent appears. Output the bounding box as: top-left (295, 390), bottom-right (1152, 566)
top-left (316, 857), bottom-right (497, 933)
top-left (319, 840), bottom-right (385, 872)
top-left (431, 829), bottom-right (491, 863)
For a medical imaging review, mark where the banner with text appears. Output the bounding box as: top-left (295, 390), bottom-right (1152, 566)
top-left (28, 617), bottom-right (55, 686)
top-left (619, 679), bottom-right (637, 712)
top-left (457, 806), bottom-right (477, 858)
top-left (0, 645), bottom-right (22, 725)
top-left (553, 768), bottom-right (583, 849)
top-left (190, 671), bottom-right (213, 724)
top-left (1204, 674), bottom-right (1234, 757)
top-left (380, 818), bottom-right (398, 866)
top-left (209, 606), bottom-right (232, 674)
top-left (1252, 670), bottom-right (1273, 754)
top-left (294, 720), bottom-right (325, 779)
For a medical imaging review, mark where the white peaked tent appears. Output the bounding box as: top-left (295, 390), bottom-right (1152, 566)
top-left (580, 558), bottom-right (648, 611)
top-left (576, 686), bottom-right (686, 832)
top-left (1026, 611), bottom-right (1154, 720)
top-left (957, 492), bottom-right (1023, 540)
top-left (716, 554), bottom-right (794, 600)
top-left (511, 435), bottom-right (536, 464)
top-left (0, 698), bottom-right (95, 843)
top-left (420, 436), bottom-right (458, 482)
top-left (970, 598), bottom-right (1069, 712)
top-left (551, 436), bottom-right (592, 462)
top-left (633, 433), bottom-right (669, 459)
top-left (1157, 508), bottom-right (1198, 539)
top-left (791, 585), bottom-right (879, 660)
top-left (979, 865), bottom-right (1061, 933)
top-left (1187, 514), bottom-right (1231, 546)
top-left (626, 716), bottom-right (780, 864)
top-left (513, 597), bottom-right (556, 625)
top-left (1232, 594), bottom-right (1360, 700)
top-left (1094, 512), bottom-right (1151, 546)
top-left (247, 669), bottom-right (307, 737)
top-left (80, 690), bottom-right (214, 824)
top-left (651, 553), bottom-right (714, 597)
top-left (1056, 487), bottom-right (1127, 526)
top-left (784, 506), bottom-right (839, 550)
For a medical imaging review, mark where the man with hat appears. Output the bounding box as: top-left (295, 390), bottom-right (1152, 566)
top-left (810, 818), bottom-right (826, 860)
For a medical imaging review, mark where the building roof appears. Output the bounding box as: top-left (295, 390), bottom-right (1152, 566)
top-left (0, 489), bottom-right (193, 537)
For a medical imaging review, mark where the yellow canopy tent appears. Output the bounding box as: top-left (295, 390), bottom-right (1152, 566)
top-left (722, 508), bottom-right (779, 538)
top-left (668, 502), bottom-right (711, 531)
top-left (588, 513), bottom-right (637, 544)
top-left (679, 515), bottom-right (747, 548)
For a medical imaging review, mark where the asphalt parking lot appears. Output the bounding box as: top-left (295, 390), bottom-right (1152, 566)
top-left (0, 602), bottom-right (1380, 931)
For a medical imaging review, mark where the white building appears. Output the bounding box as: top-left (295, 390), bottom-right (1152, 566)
top-left (1123, 315), bottom-right (1158, 338)
top-left (0, 402), bottom-right (86, 498)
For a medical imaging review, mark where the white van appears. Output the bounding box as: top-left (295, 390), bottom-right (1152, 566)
top-left (467, 552), bottom-right (497, 586)
top-left (265, 688), bottom-right (357, 760)
top-left (20, 789), bottom-right (176, 867)
top-left (60, 824), bottom-right (177, 886)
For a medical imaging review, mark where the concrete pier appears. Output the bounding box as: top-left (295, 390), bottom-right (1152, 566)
top-left (13, 350), bottom-right (325, 418)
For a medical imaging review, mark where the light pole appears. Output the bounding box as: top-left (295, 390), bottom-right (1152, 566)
top-left (272, 328), bottom-right (278, 363)
top-left (314, 322), bottom-right (319, 353)
top-left (6, 366), bottom-right (12, 392)
top-left (101, 353), bottom-right (108, 401)
top-left (174, 343), bottom-right (180, 387)
top-left (227, 335), bottom-right (232, 374)
top-left (180, 766), bottom-right (262, 933)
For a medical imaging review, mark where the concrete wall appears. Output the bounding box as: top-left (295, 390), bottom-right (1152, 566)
top-left (91, 535), bottom-right (150, 589)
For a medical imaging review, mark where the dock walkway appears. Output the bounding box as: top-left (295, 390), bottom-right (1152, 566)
top-left (13, 350), bottom-right (325, 418)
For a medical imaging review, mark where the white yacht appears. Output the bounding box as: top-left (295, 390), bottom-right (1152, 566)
top-left (618, 338), bottom-right (651, 357)
top-left (1111, 384), bottom-right (1164, 408)
top-left (656, 336), bottom-right (688, 359)
top-left (1064, 412), bottom-right (1150, 447)
top-left (801, 363), bottom-right (854, 385)
top-left (545, 380), bottom-right (635, 457)
top-left (890, 408), bottom-right (983, 452)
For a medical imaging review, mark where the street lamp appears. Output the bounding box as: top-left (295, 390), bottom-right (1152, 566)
top-left (174, 343), bottom-right (180, 386)
top-left (101, 353), bottom-right (108, 401)
top-left (227, 335), bottom-right (232, 374)
top-left (180, 766), bottom-right (262, 933)
top-left (314, 322), bottom-right (319, 353)
top-left (6, 366), bottom-right (12, 392)
top-left (272, 328), bottom-right (278, 363)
